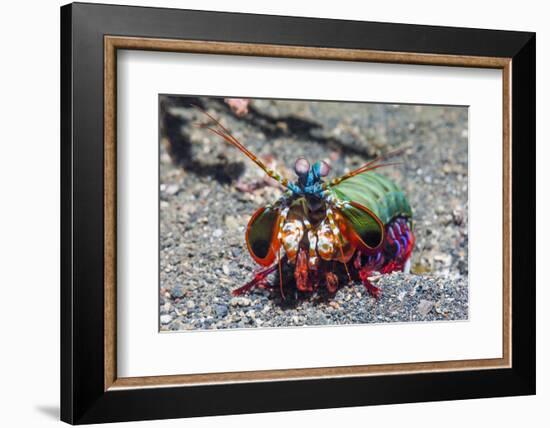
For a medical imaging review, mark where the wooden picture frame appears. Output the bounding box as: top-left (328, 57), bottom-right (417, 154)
top-left (61, 2), bottom-right (535, 424)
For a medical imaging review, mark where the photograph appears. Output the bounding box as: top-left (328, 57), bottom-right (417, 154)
top-left (158, 95), bottom-right (469, 331)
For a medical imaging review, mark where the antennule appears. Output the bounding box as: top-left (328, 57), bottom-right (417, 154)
top-left (193, 105), bottom-right (291, 189)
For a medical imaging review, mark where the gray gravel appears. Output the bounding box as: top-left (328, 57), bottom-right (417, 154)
top-left (159, 96), bottom-right (468, 331)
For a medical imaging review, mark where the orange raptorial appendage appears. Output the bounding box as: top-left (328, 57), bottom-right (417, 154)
top-left (245, 206), bottom-right (281, 267)
top-left (294, 248), bottom-right (311, 292)
top-left (325, 272), bottom-right (339, 294)
top-left (338, 201), bottom-right (385, 252)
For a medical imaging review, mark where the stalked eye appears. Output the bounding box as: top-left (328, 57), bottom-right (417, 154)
top-left (294, 158), bottom-right (310, 176)
top-left (318, 160), bottom-right (331, 177)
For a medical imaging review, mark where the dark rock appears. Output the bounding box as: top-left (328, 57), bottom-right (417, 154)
top-left (171, 284), bottom-right (185, 299)
top-left (214, 304), bottom-right (229, 318)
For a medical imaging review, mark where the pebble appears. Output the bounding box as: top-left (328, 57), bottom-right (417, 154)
top-left (452, 208), bottom-right (464, 225)
top-left (292, 316), bottom-right (303, 324)
top-left (222, 264), bottom-right (230, 275)
top-left (171, 285), bottom-right (185, 299)
top-left (417, 300), bottom-right (435, 317)
top-left (164, 184), bottom-right (179, 195)
top-left (214, 304), bottom-right (229, 317)
top-left (434, 302), bottom-right (446, 315)
top-left (160, 314), bottom-right (172, 324)
top-left (230, 297), bottom-right (251, 307)
top-left (434, 253), bottom-right (452, 266)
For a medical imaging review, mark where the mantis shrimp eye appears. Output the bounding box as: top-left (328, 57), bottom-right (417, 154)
top-left (318, 160), bottom-right (331, 177)
top-left (294, 158), bottom-right (310, 176)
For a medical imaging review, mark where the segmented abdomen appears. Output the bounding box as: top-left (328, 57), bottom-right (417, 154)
top-left (331, 171), bottom-right (413, 226)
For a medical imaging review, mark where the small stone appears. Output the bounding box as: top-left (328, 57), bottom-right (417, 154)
top-left (222, 264), bottom-right (230, 275)
top-left (434, 253), bottom-right (452, 266)
top-left (276, 121), bottom-right (289, 133)
top-left (212, 228), bottom-right (223, 238)
top-left (171, 285), bottom-right (185, 299)
top-left (452, 208), bottom-right (464, 226)
top-left (214, 304), bottom-right (228, 318)
top-left (186, 300), bottom-right (195, 309)
top-left (434, 302), bottom-right (446, 315)
top-left (441, 214), bottom-right (454, 225)
top-left (160, 314), bottom-right (172, 324)
top-left (176, 308), bottom-right (188, 316)
top-left (164, 184), bottom-right (179, 195)
top-left (169, 320), bottom-right (185, 331)
top-left (225, 215), bottom-right (239, 230)
top-left (307, 313), bottom-right (328, 325)
top-left (417, 300), bottom-right (434, 317)
top-left (230, 297), bottom-right (251, 307)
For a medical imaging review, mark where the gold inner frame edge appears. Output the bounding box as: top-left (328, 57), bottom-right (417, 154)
top-left (104, 36), bottom-right (512, 391)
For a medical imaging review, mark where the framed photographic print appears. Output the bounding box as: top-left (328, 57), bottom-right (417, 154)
top-left (60, 2), bottom-right (535, 424)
